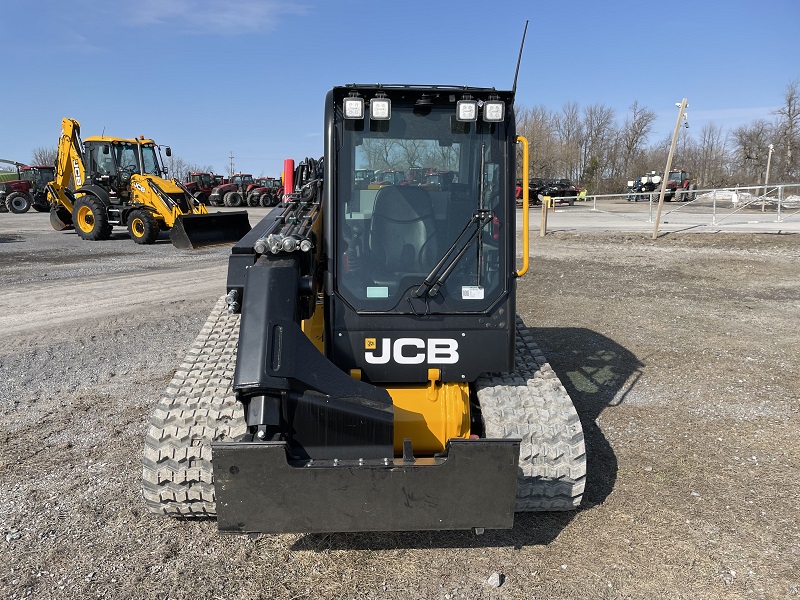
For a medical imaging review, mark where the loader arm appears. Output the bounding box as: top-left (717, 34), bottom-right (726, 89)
top-left (46, 118), bottom-right (85, 213)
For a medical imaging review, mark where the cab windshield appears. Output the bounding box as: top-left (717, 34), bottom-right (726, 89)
top-left (114, 143), bottom-right (163, 176)
top-left (336, 103), bottom-right (508, 314)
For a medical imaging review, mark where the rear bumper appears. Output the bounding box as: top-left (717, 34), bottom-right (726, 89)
top-left (212, 438), bottom-right (520, 533)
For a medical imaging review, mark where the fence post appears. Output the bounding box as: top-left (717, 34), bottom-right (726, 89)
top-left (776, 185), bottom-right (783, 222)
top-left (540, 197), bottom-right (548, 237)
top-left (712, 189), bottom-right (717, 226)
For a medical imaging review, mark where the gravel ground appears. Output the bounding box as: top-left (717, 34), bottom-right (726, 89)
top-left (1, 209), bottom-right (798, 600)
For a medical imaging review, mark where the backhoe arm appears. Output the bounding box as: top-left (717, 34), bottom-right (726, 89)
top-left (46, 118), bottom-right (86, 212)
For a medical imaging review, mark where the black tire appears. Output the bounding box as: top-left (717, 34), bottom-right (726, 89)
top-left (72, 196), bottom-right (112, 241)
top-left (32, 200), bottom-right (51, 213)
top-left (0, 201), bottom-right (7, 213)
top-left (224, 191), bottom-right (243, 207)
top-left (247, 192), bottom-right (260, 207)
top-left (127, 209), bottom-right (160, 245)
top-left (260, 193), bottom-right (272, 207)
top-left (194, 192), bottom-right (208, 205)
top-left (6, 192), bottom-right (32, 214)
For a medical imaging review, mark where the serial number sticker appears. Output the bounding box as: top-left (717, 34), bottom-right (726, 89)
top-left (367, 287), bottom-right (389, 298)
top-left (461, 286), bottom-right (484, 300)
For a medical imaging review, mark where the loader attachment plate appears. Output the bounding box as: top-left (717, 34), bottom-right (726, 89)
top-left (169, 210), bottom-right (252, 249)
top-left (212, 438), bottom-right (520, 533)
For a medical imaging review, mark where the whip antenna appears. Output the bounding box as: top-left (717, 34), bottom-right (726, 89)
top-left (512, 20), bottom-right (529, 95)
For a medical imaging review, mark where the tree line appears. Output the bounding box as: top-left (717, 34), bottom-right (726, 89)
top-left (515, 80), bottom-right (799, 194)
top-left (8, 80), bottom-right (797, 193)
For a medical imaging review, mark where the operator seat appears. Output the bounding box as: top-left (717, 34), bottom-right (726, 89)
top-left (368, 185), bottom-right (438, 286)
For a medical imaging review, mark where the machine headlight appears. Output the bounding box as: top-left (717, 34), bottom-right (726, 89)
top-left (456, 99), bottom-right (478, 122)
top-left (343, 97), bottom-right (365, 119)
top-left (483, 100), bottom-right (505, 122)
top-left (370, 97), bottom-right (391, 120)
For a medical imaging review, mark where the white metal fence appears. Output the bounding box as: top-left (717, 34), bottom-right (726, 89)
top-left (539, 182), bottom-right (800, 229)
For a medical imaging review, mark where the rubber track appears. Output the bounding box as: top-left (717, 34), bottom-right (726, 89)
top-left (141, 297), bottom-right (245, 516)
top-left (476, 316), bottom-right (587, 511)
top-left (142, 301), bottom-right (585, 516)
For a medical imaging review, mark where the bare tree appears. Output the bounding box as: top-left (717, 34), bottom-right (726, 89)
top-left (516, 105), bottom-right (557, 178)
top-left (580, 103), bottom-right (615, 190)
top-left (552, 102), bottom-right (583, 181)
top-left (31, 147), bottom-right (58, 166)
top-left (619, 101), bottom-right (657, 177)
top-left (731, 119), bottom-right (773, 183)
top-left (696, 122), bottom-right (730, 187)
top-left (773, 79), bottom-right (799, 180)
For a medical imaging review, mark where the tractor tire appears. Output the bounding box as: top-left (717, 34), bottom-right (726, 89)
top-left (6, 192), bottom-right (32, 214)
top-left (72, 196), bottom-right (112, 241)
top-left (194, 192), bottom-right (208, 205)
top-left (260, 193), bottom-right (272, 207)
top-left (0, 201), bottom-right (7, 213)
top-left (224, 191), bottom-right (243, 207)
top-left (142, 296), bottom-right (246, 517)
top-left (127, 209), bottom-right (160, 245)
top-left (247, 192), bottom-right (260, 207)
top-left (32, 200), bottom-right (51, 213)
top-left (688, 182), bottom-right (697, 201)
top-left (476, 316), bottom-right (586, 511)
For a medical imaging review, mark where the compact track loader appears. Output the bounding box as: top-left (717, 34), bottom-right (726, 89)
top-left (143, 84), bottom-right (586, 533)
top-left (46, 118), bottom-right (251, 249)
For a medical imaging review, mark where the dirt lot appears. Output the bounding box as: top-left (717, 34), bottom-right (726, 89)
top-left (1, 209), bottom-right (798, 600)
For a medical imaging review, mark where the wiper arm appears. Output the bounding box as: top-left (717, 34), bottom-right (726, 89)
top-left (412, 208), bottom-right (492, 299)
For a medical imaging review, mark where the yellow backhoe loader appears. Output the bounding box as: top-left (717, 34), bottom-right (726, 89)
top-left (45, 118), bottom-right (251, 249)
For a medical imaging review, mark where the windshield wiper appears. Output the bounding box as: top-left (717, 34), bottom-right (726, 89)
top-left (412, 208), bottom-right (492, 299)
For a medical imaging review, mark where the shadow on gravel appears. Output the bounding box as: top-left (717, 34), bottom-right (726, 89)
top-left (289, 328), bottom-right (643, 552)
top-left (532, 327), bottom-right (643, 509)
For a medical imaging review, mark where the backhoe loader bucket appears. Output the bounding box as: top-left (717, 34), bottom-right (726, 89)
top-left (50, 205), bottom-right (73, 231)
top-left (169, 210), bottom-right (252, 249)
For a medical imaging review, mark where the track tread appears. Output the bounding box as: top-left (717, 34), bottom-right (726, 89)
top-left (141, 296), bottom-right (245, 517)
top-left (476, 316), bottom-right (587, 511)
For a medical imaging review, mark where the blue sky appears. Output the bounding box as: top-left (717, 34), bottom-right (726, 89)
top-left (2, 0), bottom-right (798, 176)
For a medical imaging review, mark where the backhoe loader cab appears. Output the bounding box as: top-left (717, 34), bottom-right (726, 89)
top-left (143, 85), bottom-right (586, 533)
top-left (46, 118), bottom-right (251, 248)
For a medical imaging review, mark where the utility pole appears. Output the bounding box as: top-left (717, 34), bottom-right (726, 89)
top-left (652, 98), bottom-right (688, 240)
top-left (761, 143), bottom-right (774, 212)
top-left (229, 151), bottom-right (235, 177)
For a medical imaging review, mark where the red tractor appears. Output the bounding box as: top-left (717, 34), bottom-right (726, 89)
top-left (665, 169), bottom-right (697, 202)
top-left (246, 177), bottom-right (283, 207)
top-left (183, 172), bottom-right (225, 204)
top-left (0, 159), bottom-right (55, 213)
top-left (208, 173), bottom-right (254, 207)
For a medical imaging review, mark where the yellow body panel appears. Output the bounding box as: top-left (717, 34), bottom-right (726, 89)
top-left (386, 371), bottom-right (471, 456)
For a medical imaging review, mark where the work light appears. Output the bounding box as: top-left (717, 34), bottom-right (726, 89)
top-left (344, 96), bottom-right (365, 120)
top-left (483, 100), bottom-right (505, 122)
top-left (370, 96), bottom-right (391, 120)
top-left (456, 99), bottom-right (478, 122)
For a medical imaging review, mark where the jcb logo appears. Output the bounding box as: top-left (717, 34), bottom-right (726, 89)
top-left (364, 338), bottom-right (459, 365)
top-left (72, 160), bottom-right (82, 187)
